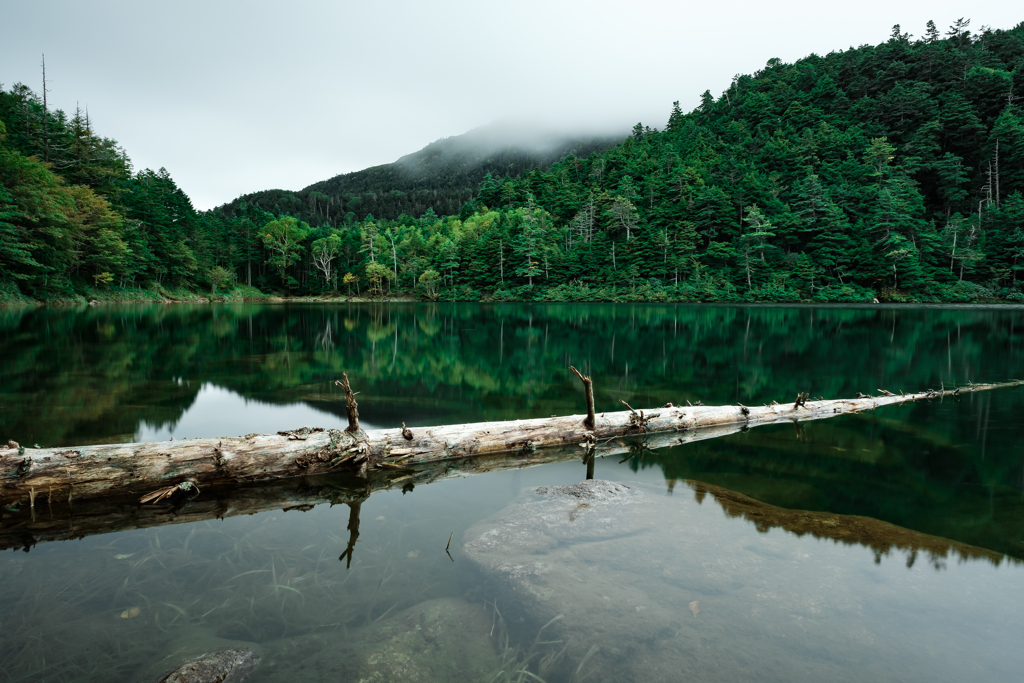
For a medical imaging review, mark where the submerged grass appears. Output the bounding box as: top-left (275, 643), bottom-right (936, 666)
top-left (0, 505), bottom-right (466, 682)
top-left (483, 602), bottom-right (600, 683)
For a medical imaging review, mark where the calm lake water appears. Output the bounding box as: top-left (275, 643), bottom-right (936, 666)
top-left (1, 303), bottom-right (1023, 682)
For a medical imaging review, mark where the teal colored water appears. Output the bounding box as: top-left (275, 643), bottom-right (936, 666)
top-left (1, 303), bottom-right (1023, 682)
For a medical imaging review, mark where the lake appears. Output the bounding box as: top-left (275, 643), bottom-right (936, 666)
top-left (1, 302), bottom-right (1022, 682)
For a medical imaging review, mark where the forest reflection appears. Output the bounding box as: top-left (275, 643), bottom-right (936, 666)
top-left (1, 302), bottom-right (1022, 559)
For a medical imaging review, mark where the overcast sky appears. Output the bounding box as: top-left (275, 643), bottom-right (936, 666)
top-left (2, 2), bottom-right (1020, 209)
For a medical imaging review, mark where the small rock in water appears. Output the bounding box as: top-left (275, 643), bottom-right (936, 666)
top-left (154, 648), bottom-right (260, 683)
top-left (689, 600), bottom-right (701, 618)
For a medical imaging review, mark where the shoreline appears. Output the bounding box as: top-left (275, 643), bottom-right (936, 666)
top-left (2, 292), bottom-right (1022, 308)
top-left (3, 279), bottom-right (1023, 309)
top-left (4, 297), bottom-right (1023, 308)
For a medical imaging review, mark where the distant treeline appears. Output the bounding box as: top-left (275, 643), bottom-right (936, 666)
top-left (2, 19), bottom-right (1024, 303)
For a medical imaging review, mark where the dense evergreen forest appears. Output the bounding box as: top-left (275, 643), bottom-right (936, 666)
top-left (2, 19), bottom-right (1024, 303)
top-left (0, 87), bottom-right (248, 303)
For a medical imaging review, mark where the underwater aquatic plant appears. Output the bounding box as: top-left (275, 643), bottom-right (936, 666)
top-left (483, 602), bottom-right (600, 683)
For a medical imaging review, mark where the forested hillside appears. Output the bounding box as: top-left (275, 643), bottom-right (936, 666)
top-left (221, 123), bottom-right (621, 224)
top-left (2, 19), bottom-right (1023, 303)
top-left (477, 19), bottom-right (1024, 303)
top-left (0, 85), bottom-right (252, 303)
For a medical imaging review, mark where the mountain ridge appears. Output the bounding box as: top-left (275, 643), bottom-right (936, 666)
top-left (218, 122), bottom-right (624, 224)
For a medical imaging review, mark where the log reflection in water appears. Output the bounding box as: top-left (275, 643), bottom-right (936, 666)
top-left (338, 499), bottom-right (361, 569)
top-left (1, 424), bottom-right (1016, 569)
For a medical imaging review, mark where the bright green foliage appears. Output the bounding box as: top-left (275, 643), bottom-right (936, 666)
top-left (418, 269), bottom-right (441, 298)
top-left (364, 260), bottom-right (394, 296)
top-left (260, 217), bottom-right (308, 289)
top-left (343, 272), bottom-right (359, 295)
top-left (209, 265), bottom-right (233, 294)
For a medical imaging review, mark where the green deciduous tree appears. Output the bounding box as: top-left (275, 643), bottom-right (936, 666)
top-left (261, 217), bottom-right (309, 289)
top-left (209, 265), bottom-right (233, 294)
top-left (418, 269), bottom-right (441, 299)
top-left (365, 260), bottom-right (393, 296)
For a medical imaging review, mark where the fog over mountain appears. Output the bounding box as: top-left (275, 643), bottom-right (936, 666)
top-left (220, 120), bottom-right (623, 222)
top-left (394, 121), bottom-right (623, 166)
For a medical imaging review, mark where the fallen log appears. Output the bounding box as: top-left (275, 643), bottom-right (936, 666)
top-left (0, 424), bottom-right (793, 552)
top-left (1, 377), bottom-right (1020, 509)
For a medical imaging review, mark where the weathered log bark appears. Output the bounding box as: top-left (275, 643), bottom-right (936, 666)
top-left (0, 439), bottom-right (624, 551)
top-left (1, 399), bottom-right (1020, 554)
top-left (1, 380), bottom-right (1020, 509)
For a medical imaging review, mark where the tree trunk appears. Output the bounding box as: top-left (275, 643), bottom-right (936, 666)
top-left (1, 381), bottom-right (1019, 508)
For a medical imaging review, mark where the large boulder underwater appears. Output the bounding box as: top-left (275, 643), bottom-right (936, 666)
top-left (460, 478), bottom-right (1009, 683)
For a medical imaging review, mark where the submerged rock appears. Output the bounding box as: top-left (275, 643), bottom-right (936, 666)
top-left (352, 598), bottom-right (502, 683)
top-left (154, 647), bottom-right (260, 683)
top-left (462, 478), bottom-right (1010, 683)
top-left (257, 597), bottom-right (503, 683)
top-left (137, 627), bottom-right (261, 683)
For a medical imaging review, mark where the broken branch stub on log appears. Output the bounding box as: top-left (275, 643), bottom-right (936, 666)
top-left (570, 365), bottom-right (596, 430)
top-left (1, 380), bottom-right (1021, 507)
top-left (336, 373), bottom-right (360, 433)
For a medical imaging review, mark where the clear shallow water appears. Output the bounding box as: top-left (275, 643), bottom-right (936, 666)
top-left (1, 303), bottom-right (1023, 681)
